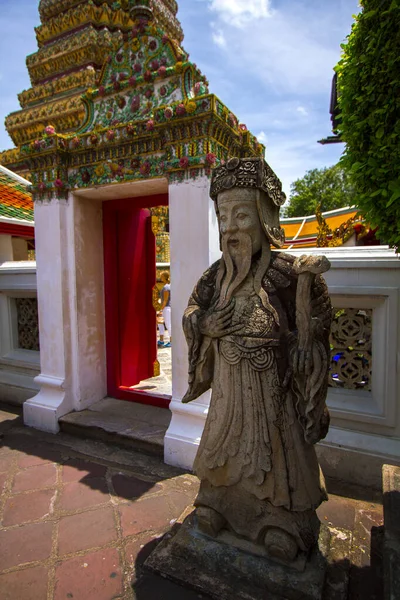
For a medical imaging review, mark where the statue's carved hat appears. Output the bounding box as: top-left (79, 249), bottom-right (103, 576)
top-left (210, 157), bottom-right (286, 248)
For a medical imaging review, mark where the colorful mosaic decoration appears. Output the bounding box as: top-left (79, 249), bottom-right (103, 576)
top-left (3, 0), bottom-right (182, 148)
top-left (0, 1), bottom-right (265, 199)
top-left (0, 166), bottom-right (33, 222)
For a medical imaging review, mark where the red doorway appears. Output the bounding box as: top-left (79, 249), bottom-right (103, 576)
top-left (103, 193), bottom-right (170, 408)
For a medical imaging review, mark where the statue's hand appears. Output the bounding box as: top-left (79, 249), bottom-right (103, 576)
top-left (292, 340), bottom-right (313, 376)
top-left (199, 300), bottom-right (243, 338)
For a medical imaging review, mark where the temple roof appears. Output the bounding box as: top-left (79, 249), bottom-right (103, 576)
top-left (0, 166), bottom-right (34, 223)
top-left (282, 206), bottom-right (364, 248)
top-left (4, 0), bottom-right (183, 146)
top-left (0, 0), bottom-right (268, 203)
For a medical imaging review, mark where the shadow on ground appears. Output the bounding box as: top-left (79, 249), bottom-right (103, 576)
top-left (0, 402), bottom-right (185, 502)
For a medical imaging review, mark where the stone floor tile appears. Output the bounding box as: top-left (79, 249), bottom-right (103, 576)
top-left (2, 488), bottom-right (55, 527)
top-left (119, 495), bottom-right (175, 537)
top-left (0, 456), bottom-right (12, 474)
top-left (0, 522), bottom-right (53, 570)
top-left (54, 547), bottom-right (123, 600)
top-left (58, 478), bottom-right (110, 512)
top-left (0, 565), bottom-right (48, 600)
top-left (317, 494), bottom-right (356, 531)
top-left (111, 473), bottom-right (160, 500)
top-left (17, 448), bottom-right (62, 469)
top-left (58, 506), bottom-right (117, 555)
top-left (12, 463), bottom-right (57, 493)
top-left (168, 489), bottom-right (198, 516)
top-left (62, 458), bottom-right (107, 483)
top-left (0, 472), bottom-right (8, 495)
top-left (352, 505), bottom-right (383, 568)
top-left (125, 532), bottom-right (163, 569)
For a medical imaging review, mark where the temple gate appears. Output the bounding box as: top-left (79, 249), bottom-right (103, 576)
top-left (0, 0), bottom-right (266, 458)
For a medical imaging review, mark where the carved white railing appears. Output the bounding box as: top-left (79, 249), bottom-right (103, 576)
top-left (0, 261), bottom-right (40, 404)
top-left (286, 246), bottom-right (400, 486)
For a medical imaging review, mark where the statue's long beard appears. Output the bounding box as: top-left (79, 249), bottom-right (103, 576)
top-left (216, 232), bottom-right (253, 309)
top-left (216, 234), bottom-right (280, 326)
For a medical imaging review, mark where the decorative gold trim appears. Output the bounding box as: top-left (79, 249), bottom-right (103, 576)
top-left (153, 360), bottom-right (161, 377)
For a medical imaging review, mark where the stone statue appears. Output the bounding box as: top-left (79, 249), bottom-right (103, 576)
top-left (182, 157), bottom-right (332, 564)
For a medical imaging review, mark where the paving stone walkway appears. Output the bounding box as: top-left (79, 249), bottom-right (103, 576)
top-left (0, 404), bottom-right (384, 600)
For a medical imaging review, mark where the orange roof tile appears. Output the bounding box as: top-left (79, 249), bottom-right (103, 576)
top-left (0, 166), bottom-right (33, 222)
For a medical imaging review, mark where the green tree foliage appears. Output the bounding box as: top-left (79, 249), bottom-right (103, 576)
top-left (283, 164), bottom-right (356, 218)
top-left (336, 0), bottom-right (400, 249)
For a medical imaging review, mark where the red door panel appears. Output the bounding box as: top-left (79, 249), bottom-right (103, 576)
top-left (117, 208), bottom-right (156, 385)
top-left (103, 194), bottom-right (169, 408)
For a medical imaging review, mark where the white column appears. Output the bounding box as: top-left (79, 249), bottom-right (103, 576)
top-left (24, 194), bottom-right (107, 433)
top-left (164, 176), bottom-right (220, 469)
top-left (23, 198), bottom-right (73, 432)
top-left (0, 235), bottom-right (13, 262)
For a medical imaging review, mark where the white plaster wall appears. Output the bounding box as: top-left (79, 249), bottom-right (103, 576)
top-left (23, 199), bottom-right (73, 432)
top-left (24, 194), bottom-right (107, 432)
top-left (11, 238), bottom-right (29, 261)
top-left (0, 261), bottom-right (40, 405)
top-left (164, 177), bottom-right (220, 469)
top-left (71, 195), bottom-right (107, 411)
top-left (0, 236), bottom-right (13, 262)
top-left (24, 178), bottom-right (170, 434)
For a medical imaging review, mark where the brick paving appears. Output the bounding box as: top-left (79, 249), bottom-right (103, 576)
top-left (0, 406), bottom-right (384, 599)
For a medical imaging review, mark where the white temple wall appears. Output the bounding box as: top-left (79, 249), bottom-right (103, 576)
top-left (164, 176), bottom-right (220, 469)
top-left (22, 178), bottom-right (169, 432)
top-left (11, 238), bottom-right (29, 261)
top-left (72, 195), bottom-right (107, 411)
top-left (0, 235), bottom-right (13, 262)
top-left (23, 193), bottom-right (107, 432)
top-left (23, 198), bottom-right (74, 432)
top-left (0, 261), bottom-right (40, 405)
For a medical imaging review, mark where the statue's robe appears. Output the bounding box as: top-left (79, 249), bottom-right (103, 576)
top-left (183, 251), bottom-right (332, 550)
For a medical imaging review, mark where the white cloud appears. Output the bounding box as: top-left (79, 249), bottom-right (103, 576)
top-left (211, 25), bottom-right (227, 47)
top-left (208, 0), bottom-right (273, 27)
top-left (206, 2), bottom-right (352, 96)
top-left (256, 131), bottom-right (268, 145)
top-left (296, 106), bottom-right (308, 116)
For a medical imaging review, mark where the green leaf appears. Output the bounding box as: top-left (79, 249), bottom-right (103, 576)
top-left (387, 189), bottom-right (400, 207)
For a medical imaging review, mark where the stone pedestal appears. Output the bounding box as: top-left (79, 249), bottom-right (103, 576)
top-left (145, 511), bottom-right (334, 600)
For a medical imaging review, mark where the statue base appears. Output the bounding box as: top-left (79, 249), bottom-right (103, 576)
top-left (144, 510), bottom-right (342, 600)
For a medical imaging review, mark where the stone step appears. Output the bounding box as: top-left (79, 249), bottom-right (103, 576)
top-left (59, 397), bottom-right (171, 458)
top-left (382, 464), bottom-right (400, 600)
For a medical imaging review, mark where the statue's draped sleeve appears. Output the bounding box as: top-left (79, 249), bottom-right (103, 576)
top-left (182, 261), bottom-right (220, 403)
top-left (265, 253), bottom-right (332, 445)
top-left (296, 271), bottom-right (333, 444)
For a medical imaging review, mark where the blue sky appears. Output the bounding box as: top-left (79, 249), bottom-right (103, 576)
top-left (0, 0), bottom-right (360, 196)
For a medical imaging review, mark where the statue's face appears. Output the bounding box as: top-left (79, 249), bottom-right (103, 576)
top-left (217, 188), bottom-right (262, 256)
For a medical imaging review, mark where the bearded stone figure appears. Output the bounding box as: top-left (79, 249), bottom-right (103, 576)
top-left (182, 157), bottom-right (332, 565)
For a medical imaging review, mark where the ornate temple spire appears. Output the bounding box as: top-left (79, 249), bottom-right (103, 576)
top-left (5, 0), bottom-right (183, 146)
